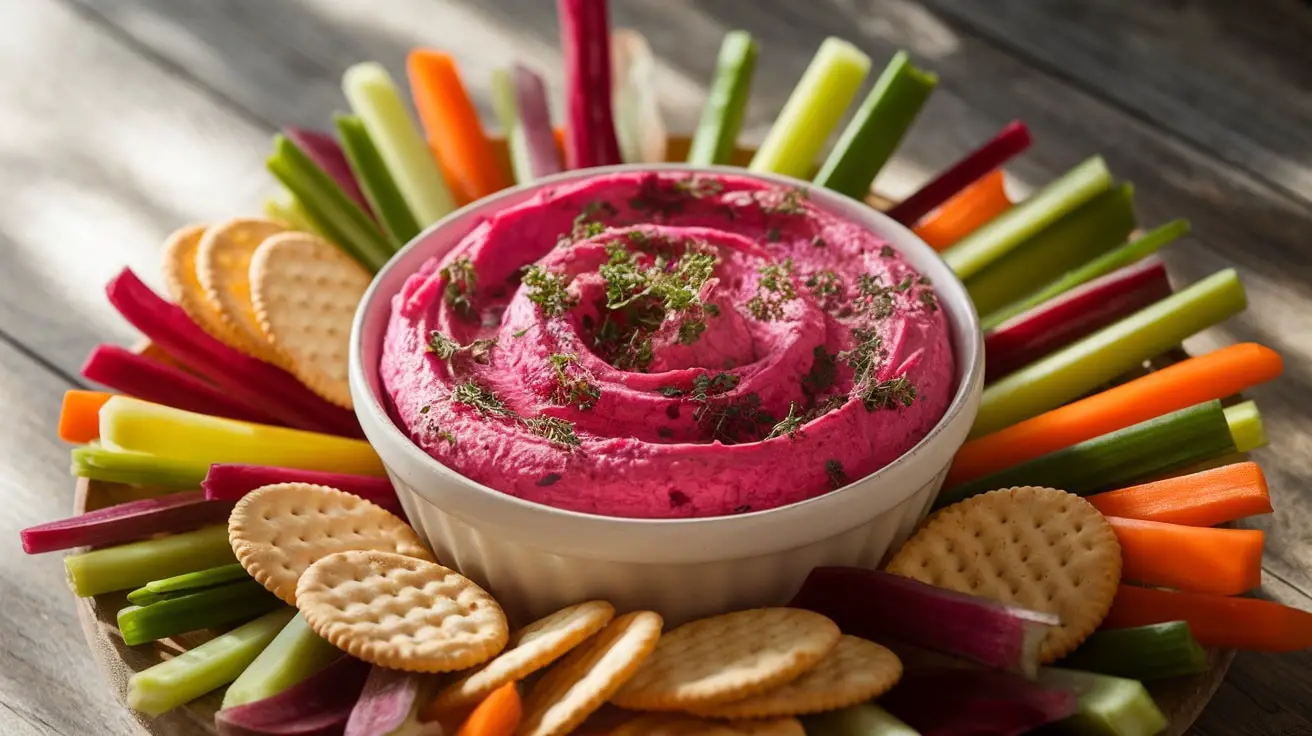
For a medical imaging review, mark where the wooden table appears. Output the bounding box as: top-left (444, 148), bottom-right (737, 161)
top-left (3, 0), bottom-right (1311, 733)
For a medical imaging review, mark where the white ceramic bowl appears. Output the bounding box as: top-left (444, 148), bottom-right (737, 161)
top-left (350, 164), bottom-right (984, 626)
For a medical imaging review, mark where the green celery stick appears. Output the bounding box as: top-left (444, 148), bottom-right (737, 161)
top-left (1225, 400), bottom-right (1266, 453)
top-left (944, 156), bottom-right (1113, 280)
top-left (222, 612), bottom-right (342, 708)
top-left (65, 525), bottom-right (236, 597)
top-left (973, 269), bottom-right (1247, 437)
top-left (814, 51), bottom-right (938, 199)
top-left (982, 219), bottom-right (1190, 330)
top-left (126, 608), bottom-right (295, 716)
top-left (343, 62), bottom-right (455, 226)
top-left (687, 31), bottom-right (758, 166)
top-left (118, 580), bottom-right (281, 646)
top-left (748, 37), bottom-right (871, 178)
top-left (71, 444), bottom-right (209, 489)
top-left (490, 67), bottom-right (530, 184)
top-left (335, 114), bottom-right (421, 247)
top-left (126, 563), bottom-right (250, 605)
top-left (267, 135), bottom-right (393, 272)
top-left (804, 703), bottom-right (920, 735)
top-left (1060, 622), bottom-right (1208, 681)
top-left (261, 188), bottom-right (322, 236)
top-left (966, 183), bottom-right (1137, 317)
top-left (1038, 667), bottom-right (1168, 736)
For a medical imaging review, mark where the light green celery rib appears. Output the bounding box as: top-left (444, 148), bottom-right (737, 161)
top-left (966, 183), bottom-right (1137, 318)
top-left (813, 50), bottom-right (938, 199)
top-left (118, 580), bottom-right (281, 646)
top-left (982, 219), bottom-right (1190, 330)
top-left (1038, 667), bottom-right (1168, 736)
top-left (71, 444), bottom-right (208, 489)
top-left (336, 114), bottom-right (421, 247)
top-left (65, 525), bottom-right (236, 597)
top-left (803, 703), bottom-right (920, 735)
top-left (222, 612), bottom-right (342, 708)
top-left (943, 156), bottom-right (1113, 280)
top-left (748, 37), bottom-right (871, 178)
top-left (687, 30), bottom-right (758, 166)
top-left (126, 608), bottom-right (295, 717)
top-left (343, 62), bottom-right (455, 226)
top-left (261, 188), bottom-right (322, 236)
top-left (1224, 400), bottom-right (1266, 454)
top-left (128, 562), bottom-right (250, 604)
top-left (489, 68), bottom-right (530, 184)
top-left (973, 269), bottom-right (1247, 437)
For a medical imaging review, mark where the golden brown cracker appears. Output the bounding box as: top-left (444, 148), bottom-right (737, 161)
top-left (519, 611), bottom-right (664, 736)
top-left (609, 608), bottom-right (840, 712)
top-left (160, 223), bottom-right (232, 345)
top-left (296, 550), bottom-right (508, 672)
top-left (196, 217), bottom-right (288, 363)
top-left (886, 485), bottom-right (1121, 662)
top-left (228, 482), bottom-right (433, 605)
top-left (250, 232), bottom-right (371, 409)
top-left (612, 714), bottom-right (805, 736)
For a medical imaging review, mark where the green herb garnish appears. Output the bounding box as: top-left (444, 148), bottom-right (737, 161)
top-left (858, 376), bottom-right (918, 411)
top-left (440, 256), bottom-right (478, 319)
top-left (548, 353), bottom-right (601, 410)
top-left (426, 332), bottom-right (495, 364)
top-left (673, 176), bottom-right (725, 198)
top-left (856, 273), bottom-right (895, 319)
top-left (450, 380), bottom-right (514, 417)
top-left (756, 186), bottom-right (808, 215)
top-left (694, 392), bottom-right (774, 444)
top-left (523, 415), bottom-right (581, 448)
top-left (838, 327), bottom-right (884, 387)
top-left (437, 429), bottom-right (457, 448)
top-left (801, 345), bottom-right (838, 399)
top-left (522, 265), bottom-right (577, 318)
top-left (805, 270), bottom-right (844, 305)
top-left (746, 259), bottom-right (798, 321)
top-left (556, 201), bottom-right (617, 248)
top-left (826, 459), bottom-right (849, 489)
top-left (880, 245), bottom-right (896, 258)
top-left (765, 402), bottom-right (806, 440)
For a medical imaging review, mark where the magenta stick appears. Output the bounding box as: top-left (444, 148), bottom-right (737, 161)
top-left (203, 464), bottom-right (403, 518)
top-left (343, 666), bottom-right (429, 736)
top-left (558, 0), bottom-right (623, 168)
top-left (284, 127), bottom-right (375, 219)
top-left (513, 64), bottom-right (565, 178)
top-left (880, 667), bottom-right (1076, 736)
top-left (216, 656), bottom-right (370, 736)
top-left (21, 492), bottom-right (234, 554)
top-left (887, 120), bottom-right (1032, 226)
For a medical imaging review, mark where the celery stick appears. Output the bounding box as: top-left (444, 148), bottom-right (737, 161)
top-left (973, 269), bottom-right (1247, 437)
top-left (687, 30), bottom-right (758, 166)
top-left (966, 184), bottom-right (1137, 318)
top-left (814, 51), bottom-right (938, 199)
top-left (118, 580), bottom-right (280, 646)
top-left (748, 37), bottom-right (871, 178)
top-left (342, 62), bottom-right (455, 226)
top-left (261, 188), bottom-right (321, 236)
top-left (99, 396), bottom-right (385, 477)
top-left (71, 444), bottom-right (209, 489)
top-left (804, 703), bottom-right (921, 735)
top-left (223, 613), bottom-right (342, 708)
top-left (982, 219), bottom-right (1190, 330)
top-left (1039, 668), bottom-right (1168, 736)
top-left (126, 607), bottom-right (295, 716)
top-left (944, 156), bottom-right (1113, 280)
top-left (1225, 400), bottom-right (1267, 453)
top-left (65, 525), bottom-right (235, 597)
top-left (490, 67), bottom-right (529, 184)
top-left (1060, 622), bottom-right (1208, 681)
top-left (148, 562), bottom-right (249, 595)
top-left (335, 114), bottom-right (421, 248)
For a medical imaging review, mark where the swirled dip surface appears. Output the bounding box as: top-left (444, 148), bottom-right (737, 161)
top-left (381, 171), bottom-right (955, 518)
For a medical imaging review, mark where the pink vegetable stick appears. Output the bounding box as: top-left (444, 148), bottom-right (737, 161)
top-left (880, 668), bottom-right (1076, 736)
top-left (558, 0), bottom-right (623, 168)
top-left (284, 127), bottom-right (375, 219)
top-left (344, 667), bottom-right (439, 736)
top-left (21, 492), bottom-right (234, 554)
top-left (887, 120), bottom-right (1032, 226)
top-left (216, 656), bottom-right (371, 736)
top-left (203, 464), bottom-right (404, 518)
top-left (513, 63), bottom-right (565, 179)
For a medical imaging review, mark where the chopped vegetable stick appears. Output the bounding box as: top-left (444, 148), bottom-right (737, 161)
top-left (887, 120), bottom-right (1032, 226)
top-left (686, 30), bottom-right (757, 167)
top-left (1103, 585), bottom-right (1312, 651)
top-left (803, 704), bottom-right (920, 736)
top-left (913, 169), bottom-right (1013, 251)
top-left (1060, 623), bottom-right (1208, 682)
top-left (336, 114), bottom-right (421, 247)
top-left (1108, 516), bottom-right (1264, 596)
top-left (1038, 668), bottom-right (1168, 736)
top-left (558, 0), bottom-right (623, 169)
top-left (982, 219), bottom-right (1190, 330)
top-left (345, 666), bottom-right (435, 736)
top-left (72, 444), bottom-right (210, 489)
top-left (489, 68), bottom-right (529, 184)
top-left (224, 613), bottom-right (342, 709)
top-left (283, 127), bottom-right (373, 218)
top-left (215, 656), bottom-right (371, 736)
top-left (408, 49), bottom-right (509, 203)
top-left (59, 390), bottom-right (113, 444)
top-left (1086, 463), bottom-right (1272, 527)
top-left (22, 491), bottom-right (231, 554)
top-left (83, 344), bottom-right (279, 425)
top-left (814, 51), bottom-right (938, 199)
top-left (612, 29), bottom-right (667, 165)
top-left (261, 187), bottom-right (321, 236)
top-left (144, 563), bottom-right (249, 597)
top-left (99, 396), bottom-right (385, 477)
top-left (972, 268), bottom-right (1247, 437)
top-left (118, 579), bottom-right (281, 646)
top-left (202, 463), bottom-right (402, 516)
top-left (965, 183), bottom-right (1137, 318)
top-left (513, 64), bottom-right (564, 181)
top-left (127, 608), bottom-right (295, 716)
top-left (949, 343), bottom-right (1282, 486)
top-left (65, 525), bottom-right (236, 597)
top-left (343, 62), bottom-right (456, 226)
top-left (1227, 399), bottom-right (1267, 453)
top-left (450, 682), bottom-right (521, 736)
top-left (749, 37), bottom-right (871, 178)
top-left (880, 668), bottom-right (1075, 735)
top-left (943, 156), bottom-right (1113, 280)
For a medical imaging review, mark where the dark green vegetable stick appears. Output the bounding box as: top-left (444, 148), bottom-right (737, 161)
top-left (335, 114), bottom-right (421, 248)
top-left (687, 31), bottom-right (758, 166)
top-left (126, 563), bottom-right (250, 605)
top-left (118, 580), bottom-right (281, 646)
top-left (1060, 622), bottom-right (1208, 682)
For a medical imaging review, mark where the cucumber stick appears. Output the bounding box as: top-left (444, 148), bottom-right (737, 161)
top-left (223, 613), bottom-right (342, 708)
top-left (687, 31), bottom-right (758, 166)
top-left (1061, 622), bottom-right (1208, 681)
top-left (1039, 667), bottom-right (1168, 736)
top-left (336, 114), bottom-right (421, 247)
top-left (118, 580), bottom-right (281, 646)
top-left (65, 525), bottom-right (236, 597)
top-left (804, 703), bottom-right (921, 735)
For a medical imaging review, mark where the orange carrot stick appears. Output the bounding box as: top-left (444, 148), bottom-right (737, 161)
top-left (1088, 463), bottom-right (1272, 527)
top-left (59, 390), bottom-right (114, 444)
top-left (454, 683), bottom-right (521, 736)
top-left (1103, 585), bottom-right (1312, 651)
top-left (947, 343), bottom-right (1283, 487)
top-left (1108, 517), bottom-right (1264, 596)
top-left (408, 50), bottom-right (509, 203)
top-left (913, 169), bottom-right (1012, 251)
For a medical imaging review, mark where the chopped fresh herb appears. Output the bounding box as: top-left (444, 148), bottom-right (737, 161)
top-left (548, 353), bottom-right (601, 410)
top-left (583, 200), bottom-right (620, 218)
top-left (691, 372), bottom-right (741, 401)
top-left (437, 429), bottom-right (457, 448)
top-left (826, 459), bottom-right (849, 489)
top-left (766, 227), bottom-right (782, 242)
top-left (804, 269), bottom-right (844, 308)
top-left (524, 415), bottom-right (581, 448)
top-left (746, 259), bottom-right (797, 321)
top-left (656, 386), bottom-right (685, 398)
top-left (440, 256), bottom-right (478, 319)
top-left (626, 176), bottom-right (690, 217)
top-left (678, 321), bottom-right (707, 345)
top-left (512, 326), bottom-right (531, 338)
top-left (556, 201), bottom-right (617, 248)
top-left (880, 245), bottom-right (896, 258)
top-left (426, 332), bottom-right (495, 364)
top-left (756, 186), bottom-right (808, 215)
top-left (522, 265), bottom-right (577, 318)
top-left (918, 287), bottom-right (939, 312)
top-left (811, 236), bottom-right (827, 248)
top-left (765, 402), bottom-right (806, 440)
top-left (418, 405), bottom-right (431, 414)
top-left (858, 376), bottom-right (918, 412)
top-left (856, 274), bottom-right (895, 319)
top-left (450, 380), bottom-right (514, 417)
top-left (838, 327), bottom-right (885, 387)
top-left (672, 176), bottom-right (725, 198)
top-left (893, 275), bottom-right (915, 292)
top-left (535, 473), bottom-right (562, 487)
top-left (693, 392), bottom-right (774, 444)
top-left (801, 345), bottom-right (838, 399)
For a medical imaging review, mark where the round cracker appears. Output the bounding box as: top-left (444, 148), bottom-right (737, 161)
top-left (886, 485), bottom-right (1122, 663)
top-left (297, 550), bottom-right (509, 673)
top-left (250, 232), bottom-right (371, 409)
top-left (520, 611), bottom-right (664, 736)
top-left (228, 482), bottom-right (433, 605)
top-left (196, 217), bottom-right (288, 363)
top-left (160, 223), bottom-right (233, 345)
top-left (609, 608), bottom-right (840, 712)
top-left (613, 714), bottom-right (805, 736)
top-left (687, 636), bottom-right (901, 718)
top-left (430, 600), bottom-right (616, 715)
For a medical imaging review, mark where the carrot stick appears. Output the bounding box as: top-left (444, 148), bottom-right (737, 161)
top-left (913, 169), bottom-right (1013, 250)
top-left (59, 390), bottom-right (114, 444)
top-left (1107, 517), bottom-right (1264, 596)
top-left (423, 682), bottom-right (521, 733)
top-left (947, 343), bottom-right (1283, 487)
top-left (408, 50), bottom-right (509, 204)
top-left (1103, 585), bottom-right (1312, 651)
top-left (1088, 463), bottom-right (1272, 526)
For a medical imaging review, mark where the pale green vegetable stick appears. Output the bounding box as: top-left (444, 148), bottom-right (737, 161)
top-left (748, 37), bottom-right (871, 178)
top-left (343, 62), bottom-right (455, 226)
top-left (687, 30), bottom-right (758, 166)
top-left (1226, 400), bottom-right (1267, 454)
top-left (65, 525), bottom-right (236, 597)
top-left (261, 188), bottom-right (321, 236)
top-left (222, 612), bottom-right (342, 708)
top-left (490, 67), bottom-right (530, 185)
